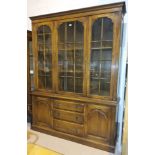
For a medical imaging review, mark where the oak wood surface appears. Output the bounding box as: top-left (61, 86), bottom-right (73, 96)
top-left (30, 2), bottom-right (125, 152)
top-left (27, 30), bottom-right (32, 116)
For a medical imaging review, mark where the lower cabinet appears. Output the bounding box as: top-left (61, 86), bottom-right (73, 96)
top-left (32, 96), bottom-right (116, 152)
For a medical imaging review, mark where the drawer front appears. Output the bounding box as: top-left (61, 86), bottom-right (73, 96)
top-left (53, 119), bottom-right (84, 136)
top-left (53, 109), bottom-right (84, 124)
top-left (53, 100), bottom-right (84, 113)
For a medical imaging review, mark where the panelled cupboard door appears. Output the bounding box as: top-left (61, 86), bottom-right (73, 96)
top-left (87, 104), bottom-right (112, 143)
top-left (55, 17), bottom-right (87, 96)
top-left (32, 22), bottom-right (54, 92)
top-left (87, 13), bottom-right (121, 100)
top-left (32, 97), bottom-right (52, 129)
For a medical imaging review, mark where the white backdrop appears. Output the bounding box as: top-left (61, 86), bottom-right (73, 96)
top-left (27, 0), bottom-right (128, 152)
top-left (27, 0), bottom-right (127, 30)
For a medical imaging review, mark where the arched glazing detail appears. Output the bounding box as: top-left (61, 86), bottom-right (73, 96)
top-left (90, 17), bottom-right (113, 96)
top-left (58, 21), bottom-right (84, 93)
top-left (37, 25), bottom-right (52, 89)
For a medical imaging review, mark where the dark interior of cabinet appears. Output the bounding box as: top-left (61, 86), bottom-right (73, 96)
top-left (58, 21), bottom-right (84, 93)
top-left (90, 17), bottom-right (113, 96)
top-left (37, 25), bottom-right (52, 89)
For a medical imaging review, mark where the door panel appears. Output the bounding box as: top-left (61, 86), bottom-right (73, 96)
top-left (32, 97), bottom-right (52, 129)
top-left (87, 104), bottom-right (112, 142)
top-left (55, 17), bottom-right (87, 96)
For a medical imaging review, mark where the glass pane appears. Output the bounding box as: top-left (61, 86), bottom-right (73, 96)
top-left (59, 77), bottom-right (64, 91)
top-left (44, 25), bottom-right (51, 33)
top-left (37, 35), bottom-right (44, 44)
top-left (58, 43), bottom-right (65, 50)
top-left (66, 43), bottom-right (74, 50)
top-left (75, 78), bottom-right (83, 93)
top-left (30, 56), bottom-right (33, 70)
top-left (90, 61), bottom-right (100, 78)
top-left (38, 52), bottom-right (44, 71)
top-left (58, 21), bottom-right (84, 93)
top-left (90, 17), bottom-right (113, 96)
top-left (37, 26), bottom-right (44, 34)
top-left (90, 78), bottom-right (99, 95)
top-left (75, 43), bottom-right (83, 49)
top-left (75, 21), bottom-right (83, 42)
top-left (91, 49), bottom-right (100, 61)
top-left (67, 50), bottom-right (74, 61)
top-left (58, 51), bottom-right (65, 76)
top-left (101, 61), bottom-right (111, 80)
top-left (45, 34), bottom-right (51, 44)
top-left (101, 50), bottom-right (112, 61)
top-left (30, 75), bottom-right (35, 91)
top-left (38, 76), bottom-right (45, 89)
top-left (100, 79), bottom-right (110, 96)
top-left (29, 41), bottom-right (33, 55)
top-left (92, 19), bottom-right (102, 41)
top-left (67, 77), bottom-right (74, 92)
top-left (46, 76), bottom-right (52, 89)
top-left (91, 41), bottom-right (100, 48)
top-left (38, 44), bottom-right (44, 51)
top-left (37, 25), bottom-right (52, 89)
top-left (67, 22), bottom-right (74, 42)
top-left (102, 18), bottom-right (113, 40)
top-left (58, 23), bottom-right (65, 43)
top-left (45, 54), bottom-right (52, 69)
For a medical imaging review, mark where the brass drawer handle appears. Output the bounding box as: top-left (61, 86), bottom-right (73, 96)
top-left (55, 103), bottom-right (59, 107)
top-left (75, 116), bottom-right (82, 122)
top-left (54, 111), bottom-right (60, 117)
top-left (75, 104), bottom-right (83, 109)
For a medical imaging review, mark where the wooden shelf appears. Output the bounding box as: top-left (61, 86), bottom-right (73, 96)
top-left (91, 47), bottom-right (112, 50)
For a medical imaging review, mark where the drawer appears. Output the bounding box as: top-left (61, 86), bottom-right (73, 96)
top-left (53, 109), bottom-right (84, 124)
top-left (53, 119), bottom-right (84, 136)
top-left (53, 100), bottom-right (84, 113)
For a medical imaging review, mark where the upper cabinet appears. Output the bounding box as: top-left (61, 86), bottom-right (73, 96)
top-left (31, 2), bottom-right (124, 100)
top-left (58, 20), bottom-right (84, 94)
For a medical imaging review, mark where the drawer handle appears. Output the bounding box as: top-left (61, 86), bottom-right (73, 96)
top-left (55, 103), bottom-right (60, 107)
top-left (54, 111), bottom-right (60, 117)
top-left (75, 104), bottom-right (83, 109)
top-left (76, 129), bottom-right (81, 135)
top-left (70, 129), bottom-right (80, 135)
top-left (75, 116), bottom-right (82, 122)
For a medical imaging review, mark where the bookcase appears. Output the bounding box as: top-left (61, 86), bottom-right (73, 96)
top-left (30, 2), bottom-right (125, 152)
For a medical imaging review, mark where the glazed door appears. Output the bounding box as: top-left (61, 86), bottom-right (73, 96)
top-left (55, 18), bottom-right (87, 96)
top-left (32, 97), bottom-right (52, 129)
top-left (33, 22), bottom-right (54, 91)
top-left (87, 14), bottom-right (121, 100)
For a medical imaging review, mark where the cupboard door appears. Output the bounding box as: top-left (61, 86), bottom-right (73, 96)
top-left (35, 24), bottom-right (53, 90)
top-left (32, 97), bottom-right (52, 129)
top-left (89, 16), bottom-right (114, 98)
top-left (87, 105), bottom-right (112, 142)
top-left (57, 20), bottom-right (85, 94)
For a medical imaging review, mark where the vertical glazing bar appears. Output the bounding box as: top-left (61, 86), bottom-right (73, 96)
top-left (99, 18), bottom-right (103, 94)
top-left (64, 23), bottom-right (67, 90)
top-left (74, 22), bottom-right (76, 92)
top-left (43, 26), bottom-right (46, 89)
